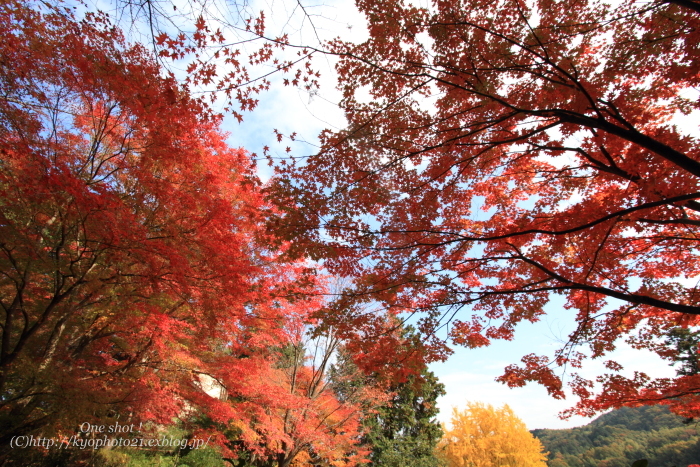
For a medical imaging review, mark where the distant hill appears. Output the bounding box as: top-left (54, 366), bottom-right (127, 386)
top-left (531, 405), bottom-right (700, 467)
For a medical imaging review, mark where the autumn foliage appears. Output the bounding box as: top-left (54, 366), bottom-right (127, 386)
top-left (0, 1), bottom-right (366, 464)
top-left (5, 0), bottom-right (700, 460)
top-left (437, 402), bottom-right (548, 467)
top-left (226, 335), bottom-right (384, 467)
top-left (270, 0), bottom-right (700, 418)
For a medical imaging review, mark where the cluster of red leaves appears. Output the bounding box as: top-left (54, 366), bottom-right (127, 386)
top-left (0, 2), bottom-right (372, 464)
top-left (269, 0), bottom-right (700, 418)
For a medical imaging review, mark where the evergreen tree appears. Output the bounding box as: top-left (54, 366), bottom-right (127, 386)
top-left (329, 326), bottom-right (446, 467)
top-left (665, 327), bottom-right (700, 376)
top-left (363, 368), bottom-right (446, 467)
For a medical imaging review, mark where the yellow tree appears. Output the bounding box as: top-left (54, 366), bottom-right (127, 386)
top-left (437, 402), bottom-right (547, 467)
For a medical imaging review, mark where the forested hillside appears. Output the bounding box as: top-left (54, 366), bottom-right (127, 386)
top-left (532, 406), bottom-right (700, 467)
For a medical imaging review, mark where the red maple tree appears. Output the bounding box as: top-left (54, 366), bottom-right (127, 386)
top-left (217, 332), bottom-right (383, 467)
top-left (0, 1), bottom-right (338, 461)
top-left (270, 0), bottom-right (700, 418)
